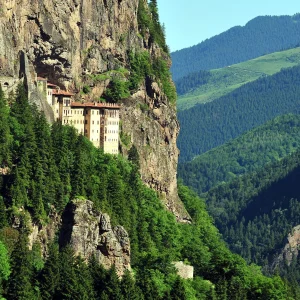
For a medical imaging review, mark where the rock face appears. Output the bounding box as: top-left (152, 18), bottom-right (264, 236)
top-left (272, 225), bottom-right (300, 270)
top-left (0, 0), bottom-right (189, 221)
top-left (59, 199), bottom-right (130, 276)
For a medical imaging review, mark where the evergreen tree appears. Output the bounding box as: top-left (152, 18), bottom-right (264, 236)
top-left (0, 241), bottom-right (10, 298)
top-left (104, 266), bottom-right (123, 300)
top-left (0, 85), bottom-right (11, 167)
top-left (40, 243), bottom-right (60, 300)
top-left (170, 278), bottom-right (187, 300)
top-left (0, 197), bottom-right (7, 229)
top-left (7, 231), bottom-right (36, 299)
top-left (121, 269), bottom-right (143, 300)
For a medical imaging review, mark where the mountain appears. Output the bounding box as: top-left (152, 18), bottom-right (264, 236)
top-left (0, 85), bottom-right (295, 299)
top-left (204, 148), bottom-right (300, 284)
top-left (0, 0), bottom-right (298, 298)
top-left (171, 14), bottom-right (300, 81)
top-left (178, 114), bottom-right (300, 194)
top-left (0, 0), bottom-right (189, 221)
top-left (176, 47), bottom-right (300, 111)
top-left (178, 64), bottom-right (300, 162)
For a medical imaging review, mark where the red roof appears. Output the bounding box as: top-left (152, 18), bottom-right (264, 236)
top-left (52, 89), bottom-right (74, 96)
top-left (71, 102), bottom-right (120, 109)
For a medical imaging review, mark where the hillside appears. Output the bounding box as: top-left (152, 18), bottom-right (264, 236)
top-left (178, 64), bottom-right (300, 162)
top-left (171, 14), bottom-right (300, 80)
top-left (0, 86), bottom-right (295, 299)
top-left (204, 148), bottom-right (300, 285)
top-left (177, 47), bottom-right (300, 111)
top-left (178, 114), bottom-right (300, 194)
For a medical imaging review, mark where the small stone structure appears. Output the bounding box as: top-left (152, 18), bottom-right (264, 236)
top-left (173, 261), bottom-right (194, 279)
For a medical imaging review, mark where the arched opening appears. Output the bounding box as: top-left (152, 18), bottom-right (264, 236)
top-left (3, 82), bottom-right (9, 90)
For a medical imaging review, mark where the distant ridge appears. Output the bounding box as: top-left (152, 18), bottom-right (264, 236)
top-left (177, 64), bottom-right (300, 162)
top-left (176, 47), bottom-right (300, 111)
top-left (171, 14), bottom-right (300, 81)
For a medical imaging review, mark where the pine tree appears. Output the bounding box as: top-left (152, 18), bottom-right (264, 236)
top-left (121, 269), bottom-right (143, 300)
top-left (104, 266), bottom-right (123, 300)
top-left (170, 278), bottom-right (187, 300)
top-left (0, 241), bottom-right (10, 297)
top-left (0, 84), bottom-right (11, 167)
top-left (0, 196), bottom-right (8, 229)
top-left (88, 255), bottom-right (107, 298)
top-left (7, 231), bottom-right (36, 299)
top-left (56, 246), bottom-right (77, 300)
top-left (74, 256), bottom-right (95, 300)
top-left (40, 242), bottom-right (60, 300)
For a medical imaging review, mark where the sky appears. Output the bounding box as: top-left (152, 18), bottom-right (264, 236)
top-left (157, 0), bottom-right (300, 52)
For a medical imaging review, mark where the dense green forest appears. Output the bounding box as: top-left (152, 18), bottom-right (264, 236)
top-left (178, 64), bottom-right (300, 162)
top-left (203, 149), bottom-right (300, 285)
top-left (0, 85), bottom-right (297, 299)
top-left (174, 70), bottom-right (212, 96)
top-left (178, 114), bottom-right (300, 194)
top-left (171, 14), bottom-right (300, 80)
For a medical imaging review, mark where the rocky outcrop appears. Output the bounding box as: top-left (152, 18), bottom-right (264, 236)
top-left (272, 225), bottom-right (300, 269)
top-left (0, 0), bottom-right (190, 221)
top-left (59, 199), bottom-right (130, 276)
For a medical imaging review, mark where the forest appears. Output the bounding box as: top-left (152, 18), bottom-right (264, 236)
top-left (0, 85), bottom-right (297, 299)
top-left (177, 64), bottom-right (300, 162)
top-left (178, 114), bottom-right (300, 194)
top-left (202, 148), bottom-right (300, 286)
top-left (171, 14), bottom-right (300, 80)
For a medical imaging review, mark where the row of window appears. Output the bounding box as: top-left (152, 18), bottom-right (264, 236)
top-left (107, 121), bottom-right (119, 125)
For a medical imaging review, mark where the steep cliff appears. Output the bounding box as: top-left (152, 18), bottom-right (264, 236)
top-left (59, 199), bottom-right (131, 276)
top-left (0, 0), bottom-right (189, 221)
top-left (271, 225), bottom-right (300, 270)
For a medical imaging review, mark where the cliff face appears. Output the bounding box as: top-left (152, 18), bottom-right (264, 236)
top-left (59, 199), bottom-right (131, 276)
top-left (0, 0), bottom-right (189, 221)
top-left (272, 225), bottom-right (300, 270)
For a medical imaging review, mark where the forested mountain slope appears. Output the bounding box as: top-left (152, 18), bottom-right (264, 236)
top-left (204, 149), bottom-right (300, 285)
top-left (0, 86), bottom-right (296, 299)
top-left (176, 47), bottom-right (300, 111)
top-left (171, 14), bottom-right (300, 80)
top-left (178, 64), bottom-right (300, 162)
top-left (178, 114), bottom-right (300, 194)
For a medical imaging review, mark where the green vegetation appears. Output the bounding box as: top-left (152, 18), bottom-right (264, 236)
top-left (178, 64), bottom-right (300, 162)
top-left (137, 0), bottom-right (169, 53)
top-left (203, 148), bottom-right (300, 288)
top-left (0, 84), bottom-right (295, 298)
top-left (129, 51), bottom-right (177, 104)
top-left (177, 47), bottom-right (300, 110)
top-left (171, 14), bottom-right (300, 80)
top-left (179, 114), bottom-right (300, 194)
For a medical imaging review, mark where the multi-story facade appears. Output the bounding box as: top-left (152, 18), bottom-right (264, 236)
top-left (36, 77), bottom-right (120, 155)
top-left (71, 102), bottom-right (120, 154)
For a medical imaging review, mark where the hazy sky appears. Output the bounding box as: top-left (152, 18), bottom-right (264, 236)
top-left (157, 0), bottom-right (300, 52)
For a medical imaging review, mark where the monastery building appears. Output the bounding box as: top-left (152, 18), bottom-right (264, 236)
top-left (37, 77), bottom-right (120, 154)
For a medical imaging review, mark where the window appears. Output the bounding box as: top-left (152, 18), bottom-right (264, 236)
top-left (92, 111), bottom-right (94, 115)
top-left (85, 120), bottom-right (88, 124)
top-left (97, 121), bottom-right (99, 125)
top-left (92, 121), bottom-right (94, 124)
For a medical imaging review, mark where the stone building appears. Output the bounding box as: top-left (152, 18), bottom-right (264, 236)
top-left (36, 77), bottom-right (120, 154)
top-left (70, 102), bottom-right (120, 153)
